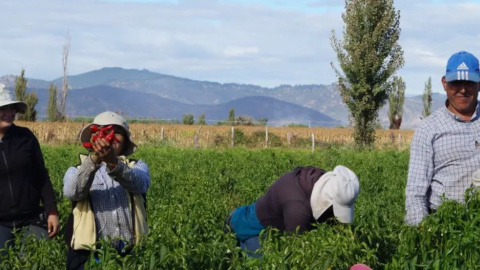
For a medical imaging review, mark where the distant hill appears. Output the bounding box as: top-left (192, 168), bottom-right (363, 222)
top-left (9, 84), bottom-right (341, 127)
top-left (0, 67), bottom-right (447, 129)
top-left (201, 96), bottom-right (340, 127)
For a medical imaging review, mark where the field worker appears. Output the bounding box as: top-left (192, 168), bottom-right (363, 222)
top-left (405, 51), bottom-right (480, 226)
top-left (63, 111), bottom-right (150, 270)
top-left (0, 84), bottom-right (59, 258)
top-left (224, 165), bottom-right (360, 257)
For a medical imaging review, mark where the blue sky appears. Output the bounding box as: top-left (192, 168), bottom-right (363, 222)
top-left (1, 0), bottom-right (480, 95)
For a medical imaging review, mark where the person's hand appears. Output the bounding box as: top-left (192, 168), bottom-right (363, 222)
top-left (92, 138), bottom-right (118, 169)
top-left (47, 214), bottom-right (59, 238)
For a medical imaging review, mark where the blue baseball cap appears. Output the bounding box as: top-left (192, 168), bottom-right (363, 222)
top-left (445, 51), bottom-right (480, 82)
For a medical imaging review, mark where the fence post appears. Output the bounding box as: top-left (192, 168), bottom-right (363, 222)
top-left (194, 125), bottom-right (203, 149)
top-left (287, 132), bottom-right (292, 146)
top-left (311, 133), bottom-right (315, 153)
top-left (231, 126), bottom-right (235, 147)
top-left (265, 126), bottom-right (269, 148)
top-left (206, 130), bottom-right (210, 147)
top-left (161, 127), bottom-right (165, 141)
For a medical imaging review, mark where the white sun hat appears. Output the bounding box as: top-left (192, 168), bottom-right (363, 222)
top-left (310, 165), bottom-right (360, 223)
top-left (0, 83), bottom-right (27, 113)
top-left (80, 111), bottom-right (137, 156)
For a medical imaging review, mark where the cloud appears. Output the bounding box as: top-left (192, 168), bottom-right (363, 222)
top-left (223, 46), bottom-right (259, 57)
top-left (0, 0), bottom-right (478, 94)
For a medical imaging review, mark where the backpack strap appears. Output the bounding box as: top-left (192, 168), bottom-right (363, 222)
top-left (119, 157), bottom-right (148, 245)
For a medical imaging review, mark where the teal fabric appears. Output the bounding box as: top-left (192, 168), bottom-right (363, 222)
top-left (230, 202), bottom-right (264, 241)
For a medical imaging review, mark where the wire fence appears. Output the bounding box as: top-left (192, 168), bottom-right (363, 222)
top-left (18, 121), bottom-right (413, 150)
top-left (36, 115), bottom-right (350, 128)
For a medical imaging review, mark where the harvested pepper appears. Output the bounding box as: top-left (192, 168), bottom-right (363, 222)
top-left (82, 124), bottom-right (120, 150)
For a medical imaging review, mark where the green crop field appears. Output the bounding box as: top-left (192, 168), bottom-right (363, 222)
top-left (2, 146), bottom-right (480, 269)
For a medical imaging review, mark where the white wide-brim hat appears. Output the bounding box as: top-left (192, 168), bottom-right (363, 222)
top-left (310, 165), bottom-right (360, 223)
top-left (80, 111), bottom-right (137, 156)
top-left (0, 83), bottom-right (27, 113)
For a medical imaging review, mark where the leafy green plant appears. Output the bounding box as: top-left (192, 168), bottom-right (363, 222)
top-left (4, 145), bottom-right (476, 269)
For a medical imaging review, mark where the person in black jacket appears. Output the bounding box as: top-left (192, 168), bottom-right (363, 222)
top-left (0, 84), bottom-right (59, 257)
top-left (224, 165), bottom-right (359, 257)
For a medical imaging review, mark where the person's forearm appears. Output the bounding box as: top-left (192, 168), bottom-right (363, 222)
top-left (63, 157), bottom-right (99, 201)
top-left (108, 161), bottom-right (150, 193)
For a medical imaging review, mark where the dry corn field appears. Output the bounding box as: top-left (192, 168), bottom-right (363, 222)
top-left (17, 121), bottom-right (414, 149)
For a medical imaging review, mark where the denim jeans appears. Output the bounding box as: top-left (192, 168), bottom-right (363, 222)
top-left (0, 224), bottom-right (48, 258)
top-left (240, 236), bottom-right (262, 258)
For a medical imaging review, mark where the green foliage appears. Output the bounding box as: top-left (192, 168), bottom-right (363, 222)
top-left (23, 92), bottom-right (38, 122)
top-left (388, 76), bottom-right (405, 129)
top-left (234, 115), bottom-right (254, 126)
top-left (331, 0), bottom-right (404, 146)
top-left (257, 118), bottom-right (268, 126)
top-left (228, 108), bottom-right (235, 124)
top-left (14, 69), bottom-right (38, 122)
top-left (197, 113), bottom-right (206, 125)
top-left (4, 146), bottom-right (479, 268)
top-left (249, 130), bottom-right (282, 147)
top-left (68, 116), bottom-right (95, 123)
top-left (217, 115), bottom-right (269, 127)
top-left (212, 129), bottom-right (283, 148)
top-left (46, 83), bottom-right (61, 122)
top-left (389, 188), bottom-right (480, 269)
top-left (14, 69), bottom-right (27, 104)
top-left (287, 123), bottom-right (309, 128)
top-left (422, 77), bottom-right (432, 119)
top-left (182, 113), bottom-right (194, 125)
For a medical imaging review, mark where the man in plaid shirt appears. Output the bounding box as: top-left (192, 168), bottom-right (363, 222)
top-left (405, 51), bottom-right (480, 225)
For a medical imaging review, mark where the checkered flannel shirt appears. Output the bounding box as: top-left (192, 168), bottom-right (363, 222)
top-left (63, 156), bottom-right (150, 245)
top-left (405, 105), bottom-right (480, 225)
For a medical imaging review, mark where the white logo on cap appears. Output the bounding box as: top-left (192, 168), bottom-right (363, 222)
top-left (457, 62), bottom-right (469, 70)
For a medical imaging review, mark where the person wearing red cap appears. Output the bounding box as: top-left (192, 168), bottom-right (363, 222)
top-left (224, 165), bottom-right (360, 257)
top-left (405, 51), bottom-right (480, 226)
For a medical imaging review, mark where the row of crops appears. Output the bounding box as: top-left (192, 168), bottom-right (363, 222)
top-left (2, 146), bottom-right (480, 269)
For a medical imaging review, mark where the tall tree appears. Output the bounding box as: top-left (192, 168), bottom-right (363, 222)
top-left (197, 113), bottom-right (206, 125)
top-left (331, 0), bottom-right (404, 147)
top-left (422, 77), bottom-right (432, 119)
top-left (47, 83), bottom-right (60, 122)
top-left (14, 69), bottom-right (27, 106)
top-left (388, 76), bottom-right (405, 129)
top-left (228, 108), bottom-right (235, 125)
top-left (14, 69), bottom-right (38, 121)
top-left (182, 113), bottom-right (194, 125)
top-left (59, 33), bottom-right (70, 120)
top-left (23, 92), bottom-right (38, 122)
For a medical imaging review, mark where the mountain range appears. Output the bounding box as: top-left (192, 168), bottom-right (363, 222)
top-left (0, 67), bottom-right (447, 129)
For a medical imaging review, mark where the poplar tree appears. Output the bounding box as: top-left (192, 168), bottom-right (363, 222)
top-left (47, 83), bottom-right (61, 122)
top-left (422, 77), bottom-right (432, 119)
top-left (197, 113), bottom-right (206, 125)
top-left (331, 0), bottom-right (404, 146)
top-left (59, 33), bottom-right (70, 121)
top-left (228, 109), bottom-right (235, 125)
top-left (388, 76), bottom-right (405, 129)
top-left (14, 69), bottom-right (38, 121)
top-left (23, 92), bottom-right (38, 122)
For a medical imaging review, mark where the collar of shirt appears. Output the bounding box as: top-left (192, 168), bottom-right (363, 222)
top-left (443, 100), bottom-right (480, 122)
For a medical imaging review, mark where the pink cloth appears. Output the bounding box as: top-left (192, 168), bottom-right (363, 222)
top-left (350, 264), bottom-right (372, 270)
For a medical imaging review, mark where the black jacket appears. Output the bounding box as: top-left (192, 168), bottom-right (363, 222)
top-left (0, 124), bottom-right (58, 228)
top-left (255, 166), bottom-right (326, 233)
